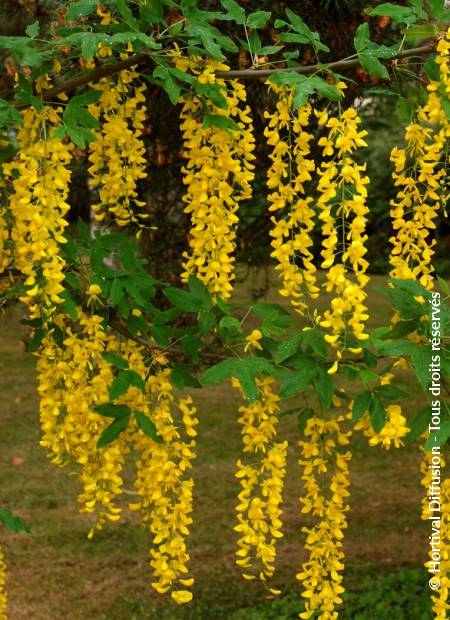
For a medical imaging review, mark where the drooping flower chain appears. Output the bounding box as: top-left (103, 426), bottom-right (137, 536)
top-left (0, 547), bottom-right (6, 620)
top-left (3, 106), bottom-right (72, 318)
top-left (88, 67), bottom-right (148, 228)
top-left (178, 58), bottom-right (255, 299)
top-left (421, 448), bottom-right (450, 619)
top-left (297, 415), bottom-right (351, 620)
top-left (131, 369), bottom-right (198, 604)
top-left (316, 94), bottom-right (370, 351)
top-left (265, 86), bottom-right (318, 313)
top-left (232, 377), bottom-right (287, 587)
top-left (389, 28), bottom-right (449, 289)
top-left (37, 310), bottom-right (198, 604)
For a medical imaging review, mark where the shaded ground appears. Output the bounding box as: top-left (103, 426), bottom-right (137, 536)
top-left (0, 273), bottom-right (434, 619)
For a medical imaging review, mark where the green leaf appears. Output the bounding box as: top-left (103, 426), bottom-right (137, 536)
top-left (301, 329), bottom-right (328, 359)
top-left (101, 351), bottom-right (129, 370)
top-left (60, 289), bottom-right (78, 321)
top-left (246, 11), bottom-right (271, 29)
top-left (201, 359), bottom-right (239, 385)
top-left (358, 51), bottom-right (389, 79)
top-left (377, 340), bottom-right (416, 356)
top-left (135, 411), bottom-right (163, 443)
top-left (115, 0), bottom-right (140, 30)
top-left (163, 287), bottom-right (204, 312)
top-left (171, 364), bottom-right (202, 389)
top-left (25, 21), bottom-right (39, 38)
top-left (66, 0), bottom-right (98, 20)
top-left (424, 57), bottom-right (440, 82)
top-left (188, 275), bottom-right (212, 310)
top-left (376, 384), bottom-right (409, 400)
top-left (0, 508), bottom-right (30, 534)
top-left (425, 420), bottom-right (450, 451)
top-left (275, 333), bottom-right (303, 364)
top-left (313, 368), bottom-right (334, 409)
top-left (352, 390), bottom-right (373, 421)
top-left (81, 32), bottom-right (100, 60)
top-left (198, 310), bottom-right (216, 335)
top-left (406, 406), bottom-right (431, 442)
top-left (366, 3), bottom-right (417, 24)
top-left (94, 403), bottom-right (131, 418)
top-left (182, 334), bottom-right (201, 363)
top-left (110, 369), bottom-right (145, 400)
top-left (411, 345), bottom-right (432, 390)
top-left (437, 276), bottom-right (449, 295)
top-left (203, 114), bottom-right (241, 132)
top-left (428, 0), bottom-right (450, 19)
top-left (298, 408), bottom-right (315, 434)
top-left (369, 397), bottom-right (386, 433)
top-left (403, 25), bottom-right (437, 42)
top-left (97, 416), bottom-right (129, 448)
top-left (279, 365), bottom-right (316, 399)
top-left (221, 0), bottom-right (246, 24)
top-left (219, 316), bottom-right (243, 339)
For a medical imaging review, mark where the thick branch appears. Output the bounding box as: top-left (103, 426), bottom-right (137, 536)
top-left (23, 43), bottom-right (435, 104)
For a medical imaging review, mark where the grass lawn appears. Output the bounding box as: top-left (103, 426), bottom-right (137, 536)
top-left (0, 272), bottom-right (435, 619)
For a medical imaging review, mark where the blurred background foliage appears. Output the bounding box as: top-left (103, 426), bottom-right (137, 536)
top-left (0, 0), bottom-right (448, 286)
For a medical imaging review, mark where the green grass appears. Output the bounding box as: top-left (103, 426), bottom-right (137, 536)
top-left (0, 274), bottom-right (436, 619)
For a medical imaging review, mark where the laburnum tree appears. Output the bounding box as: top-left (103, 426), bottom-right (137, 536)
top-left (0, 1), bottom-right (449, 618)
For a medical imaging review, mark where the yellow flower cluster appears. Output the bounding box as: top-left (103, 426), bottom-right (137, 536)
top-left (354, 404), bottom-right (409, 449)
top-left (0, 181), bottom-right (9, 275)
top-left (131, 370), bottom-right (198, 604)
top-left (421, 449), bottom-right (450, 619)
top-left (232, 377), bottom-right (287, 586)
top-left (297, 415), bottom-right (351, 619)
top-left (88, 69), bottom-right (148, 228)
top-left (389, 29), bottom-right (449, 289)
top-left (37, 311), bottom-right (127, 534)
top-left (265, 87), bottom-right (318, 313)
top-left (37, 309), bottom-right (198, 603)
top-left (316, 100), bottom-right (370, 350)
top-left (178, 59), bottom-right (255, 299)
top-left (0, 546), bottom-right (6, 620)
top-left (3, 107), bottom-right (72, 317)
top-left (354, 374), bottom-right (409, 449)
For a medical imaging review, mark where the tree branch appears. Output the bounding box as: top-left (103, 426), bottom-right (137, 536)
top-left (216, 44), bottom-right (435, 79)
top-left (13, 43), bottom-right (435, 105)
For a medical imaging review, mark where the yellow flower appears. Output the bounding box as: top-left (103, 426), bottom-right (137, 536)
top-left (298, 416), bottom-right (351, 618)
top-left (177, 57), bottom-right (255, 300)
top-left (232, 378), bottom-right (287, 582)
top-left (265, 88), bottom-right (318, 314)
top-left (0, 546), bottom-right (6, 620)
top-left (244, 329), bottom-right (263, 352)
top-left (86, 284), bottom-right (102, 306)
top-left (88, 62), bottom-right (148, 229)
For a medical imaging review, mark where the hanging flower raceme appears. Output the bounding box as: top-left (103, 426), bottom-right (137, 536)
top-left (389, 28), bottom-right (449, 290)
top-left (3, 106), bottom-right (72, 318)
top-left (315, 92), bottom-right (370, 352)
top-left (0, 546), bottom-right (6, 620)
top-left (421, 448), bottom-right (450, 619)
top-left (265, 86), bottom-right (318, 313)
top-left (0, 179), bottom-right (9, 276)
top-left (36, 310), bottom-right (129, 535)
top-left (354, 373), bottom-right (409, 449)
top-left (88, 64), bottom-right (148, 229)
top-left (232, 377), bottom-right (287, 587)
top-left (297, 415), bottom-right (351, 619)
top-left (131, 369), bottom-right (198, 604)
top-left (178, 58), bottom-right (255, 300)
